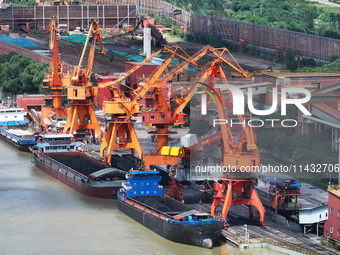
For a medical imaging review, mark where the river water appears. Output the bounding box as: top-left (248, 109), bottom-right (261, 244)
top-left (0, 140), bottom-right (284, 255)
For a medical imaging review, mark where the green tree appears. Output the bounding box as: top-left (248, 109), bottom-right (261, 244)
top-left (90, 72), bottom-right (98, 87)
top-left (329, 12), bottom-right (340, 32)
top-left (0, 53), bottom-right (49, 95)
top-left (284, 51), bottom-right (298, 71)
top-left (21, 62), bottom-right (49, 94)
top-left (164, 0), bottom-right (340, 39)
top-left (300, 5), bottom-right (318, 31)
top-left (302, 58), bottom-right (340, 72)
top-left (224, 9), bottom-right (235, 18)
top-left (9, 0), bottom-right (37, 5)
top-left (190, 119), bottom-right (212, 136)
top-left (0, 54), bottom-right (32, 94)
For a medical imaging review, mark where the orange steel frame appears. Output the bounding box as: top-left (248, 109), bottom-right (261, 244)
top-left (140, 49), bottom-right (253, 198)
top-left (147, 47), bottom-right (265, 227)
top-left (211, 177), bottom-right (265, 225)
top-left (64, 103), bottom-right (101, 140)
top-left (100, 118), bottom-right (143, 163)
top-left (41, 17), bottom-right (69, 129)
top-left (98, 49), bottom-right (165, 164)
top-left (63, 19), bottom-right (104, 141)
top-left (98, 45), bottom-right (265, 227)
top-left (205, 62), bottom-right (265, 228)
top-left (142, 46), bottom-right (215, 168)
top-left (98, 46), bottom-right (201, 165)
top-left (270, 187), bottom-right (301, 214)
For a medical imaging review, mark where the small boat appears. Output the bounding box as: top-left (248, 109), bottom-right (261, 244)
top-left (30, 133), bottom-right (126, 198)
top-left (118, 170), bottom-right (224, 248)
top-left (0, 107), bottom-right (36, 151)
top-left (0, 127), bottom-right (36, 152)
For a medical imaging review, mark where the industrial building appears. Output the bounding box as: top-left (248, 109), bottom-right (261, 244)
top-left (324, 186), bottom-right (340, 243)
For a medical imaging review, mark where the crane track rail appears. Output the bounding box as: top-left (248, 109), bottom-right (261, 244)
top-left (227, 206), bottom-right (335, 255)
top-left (171, 183), bottom-right (337, 255)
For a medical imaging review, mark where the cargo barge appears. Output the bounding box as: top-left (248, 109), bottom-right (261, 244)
top-left (118, 170), bottom-right (224, 248)
top-left (30, 134), bottom-right (126, 198)
top-left (0, 108), bottom-right (36, 151)
top-left (0, 127), bottom-right (36, 152)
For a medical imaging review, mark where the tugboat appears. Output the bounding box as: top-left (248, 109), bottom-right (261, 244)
top-left (118, 170), bottom-right (224, 248)
top-left (0, 107), bottom-right (36, 152)
top-left (30, 134), bottom-right (126, 198)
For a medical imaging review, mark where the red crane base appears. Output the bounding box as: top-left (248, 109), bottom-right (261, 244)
top-left (211, 178), bottom-right (266, 229)
top-left (167, 170), bottom-right (183, 201)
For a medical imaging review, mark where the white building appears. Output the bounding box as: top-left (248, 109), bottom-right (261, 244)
top-left (299, 205), bottom-right (328, 235)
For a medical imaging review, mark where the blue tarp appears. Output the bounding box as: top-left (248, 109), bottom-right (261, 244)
top-left (0, 36), bottom-right (37, 48)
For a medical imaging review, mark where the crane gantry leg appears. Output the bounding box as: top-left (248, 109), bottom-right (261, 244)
top-left (211, 177), bottom-right (266, 229)
top-left (63, 104), bottom-right (102, 142)
top-left (100, 120), bottom-right (143, 165)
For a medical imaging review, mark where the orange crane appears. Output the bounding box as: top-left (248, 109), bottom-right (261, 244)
top-left (96, 45), bottom-right (239, 171)
top-left (98, 46), bottom-right (201, 164)
top-left (103, 45), bottom-right (212, 168)
top-left (206, 61), bottom-right (265, 229)
top-left (63, 19), bottom-right (105, 142)
top-left (142, 47), bottom-right (265, 228)
top-left (142, 46), bottom-right (250, 168)
top-left (159, 58), bottom-right (232, 201)
top-left (142, 49), bottom-right (246, 198)
top-left (41, 16), bottom-right (71, 130)
top-left (163, 49), bottom-right (264, 227)
top-left (139, 45), bottom-right (214, 168)
top-left (126, 47), bottom-right (245, 199)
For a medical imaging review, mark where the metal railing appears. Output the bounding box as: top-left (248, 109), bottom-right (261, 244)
top-left (328, 185), bottom-right (340, 191)
top-left (36, 151), bottom-right (89, 181)
top-left (261, 70), bottom-right (340, 76)
top-left (256, 238), bottom-right (323, 255)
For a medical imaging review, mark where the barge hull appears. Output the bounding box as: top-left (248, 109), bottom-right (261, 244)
top-left (0, 134), bottom-right (29, 152)
top-left (0, 130), bottom-right (32, 152)
top-left (32, 152), bottom-right (120, 198)
top-left (118, 198), bottom-right (222, 247)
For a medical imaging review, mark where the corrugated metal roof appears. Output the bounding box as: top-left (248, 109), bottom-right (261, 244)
top-left (329, 189), bottom-right (340, 198)
top-left (312, 103), bottom-right (340, 121)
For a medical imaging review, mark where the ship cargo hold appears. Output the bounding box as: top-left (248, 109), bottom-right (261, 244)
top-left (0, 127), bottom-right (36, 152)
top-left (118, 170), bottom-right (224, 248)
top-left (30, 134), bottom-right (126, 198)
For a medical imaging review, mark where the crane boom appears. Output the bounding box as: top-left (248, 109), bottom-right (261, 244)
top-left (123, 46), bottom-right (212, 109)
top-left (41, 16), bottom-right (70, 130)
top-left (84, 20), bottom-right (105, 81)
top-left (63, 19), bottom-right (104, 142)
top-left (148, 46), bottom-right (199, 83)
top-left (213, 47), bottom-right (250, 78)
top-left (156, 45), bottom-right (213, 85)
top-left (98, 49), bottom-right (163, 89)
top-left (98, 45), bottom-right (200, 90)
top-left (51, 19), bottom-right (61, 86)
top-left (72, 20), bottom-right (105, 83)
top-left (72, 22), bottom-right (93, 82)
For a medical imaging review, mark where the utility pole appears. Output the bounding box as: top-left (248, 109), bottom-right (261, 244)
top-left (244, 224), bottom-right (248, 244)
